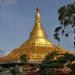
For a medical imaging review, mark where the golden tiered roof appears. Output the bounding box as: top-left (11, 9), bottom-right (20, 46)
top-left (0, 8), bottom-right (69, 63)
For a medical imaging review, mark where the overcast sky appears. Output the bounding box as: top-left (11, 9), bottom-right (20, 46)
top-left (0, 0), bottom-right (75, 55)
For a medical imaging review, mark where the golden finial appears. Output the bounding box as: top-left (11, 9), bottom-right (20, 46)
top-left (35, 7), bottom-right (41, 23)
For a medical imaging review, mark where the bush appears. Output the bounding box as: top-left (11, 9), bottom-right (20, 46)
top-left (10, 65), bottom-right (20, 75)
top-left (0, 66), bottom-right (3, 72)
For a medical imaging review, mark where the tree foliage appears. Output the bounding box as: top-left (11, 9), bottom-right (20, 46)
top-left (20, 54), bottom-right (28, 64)
top-left (10, 65), bottom-right (20, 75)
top-left (41, 51), bottom-right (75, 74)
top-left (0, 66), bottom-right (3, 72)
top-left (64, 53), bottom-right (75, 62)
top-left (68, 63), bottom-right (75, 72)
top-left (54, 2), bottom-right (75, 47)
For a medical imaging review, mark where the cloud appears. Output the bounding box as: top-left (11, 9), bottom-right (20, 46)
top-left (0, 0), bottom-right (17, 6)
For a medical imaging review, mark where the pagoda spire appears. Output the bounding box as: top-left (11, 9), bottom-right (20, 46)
top-left (35, 8), bottom-right (41, 24)
top-left (30, 8), bottom-right (46, 38)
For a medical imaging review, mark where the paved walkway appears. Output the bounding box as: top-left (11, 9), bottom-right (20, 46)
top-left (0, 72), bottom-right (12, 75)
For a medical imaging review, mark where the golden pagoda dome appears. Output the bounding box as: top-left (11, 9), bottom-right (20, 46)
top-left (20, 8), bottom-right (53, 48)
top-left (0, 8), bottom-right (69, 63)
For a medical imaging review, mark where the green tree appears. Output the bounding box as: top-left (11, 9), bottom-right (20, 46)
top-left (64, 53), bottom-right (75, 62)
top-left (42, 51), bottom-right (58, 64)
top-left (54, 2), bottom-right (75, 47)
top-left (68, 63), bottom-right (75, 73)
top-left (10, 65), bottom-right (20, 75)
top-left (57, 53), bottom-right (75, 67)
top-left (57, 56), bottom-right (67, 64)
top-left (20, 54), bottom-right (28, 64)
top-left (0, 66), bottom-right (4, 72)
top-left (41, 52), bottom-right (75, 75)
top-left (41, 51), bottom-right (61, 75)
